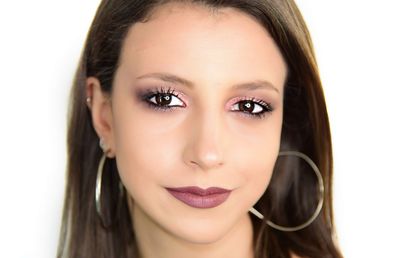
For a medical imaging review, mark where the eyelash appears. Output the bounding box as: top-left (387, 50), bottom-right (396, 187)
top-left (140, 86), bottom-right (274, 119)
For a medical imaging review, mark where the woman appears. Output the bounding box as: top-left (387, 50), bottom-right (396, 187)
top-left (58, 0), bottom-right (342, 257)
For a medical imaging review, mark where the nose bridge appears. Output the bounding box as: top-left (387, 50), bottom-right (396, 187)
top-left (185, 103), bottom-right (226, 171)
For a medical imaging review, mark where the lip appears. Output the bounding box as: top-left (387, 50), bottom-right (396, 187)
top-left (165, 186), bottom-right (232, 209)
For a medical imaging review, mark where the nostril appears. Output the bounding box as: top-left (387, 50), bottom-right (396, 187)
top-left (189, 157), bottom-right (224, 170)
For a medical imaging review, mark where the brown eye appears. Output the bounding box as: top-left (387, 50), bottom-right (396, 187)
top-left (147, 93), bottom-right (185, 109)
top-left (238, 101), bottom-right (256, 113)
top-left (236, 100), bottom-right (264, 114)
top-left (155, 94), bottom-right (172, 106)
top-left (231, 98), bottom-right (273, 119)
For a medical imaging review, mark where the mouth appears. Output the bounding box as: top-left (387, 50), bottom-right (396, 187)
top-left (165, 186), bottom-right (232, 209)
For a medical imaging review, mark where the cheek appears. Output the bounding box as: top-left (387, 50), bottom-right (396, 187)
top-left (231, 115), bottom-right (282, 203)
top-left (235, 138), bottom-right (279, 205)
top-left (111, 106), bottom-right (182, 197)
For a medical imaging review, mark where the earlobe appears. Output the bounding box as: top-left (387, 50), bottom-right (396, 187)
top-left (86, 76), bottom-right (116, 157)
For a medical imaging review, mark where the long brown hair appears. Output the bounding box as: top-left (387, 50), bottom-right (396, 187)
top-left (58, 1), bottom-right (342, 257)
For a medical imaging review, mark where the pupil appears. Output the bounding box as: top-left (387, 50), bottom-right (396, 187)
top-left (156, 94), bottom-right (171, 105)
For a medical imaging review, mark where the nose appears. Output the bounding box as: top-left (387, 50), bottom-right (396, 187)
top-left (183, 110), bottom-right (226, 171)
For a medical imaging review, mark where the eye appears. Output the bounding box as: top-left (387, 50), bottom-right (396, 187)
top-left (231, 98), bottom-right (274, 119)
top-left (142, 87), bottom-right (185, 111)
top-left (148, 93), bottom-right (183, 107)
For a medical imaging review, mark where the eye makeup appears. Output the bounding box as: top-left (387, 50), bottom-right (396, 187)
top-left (136, 86), bottom-right (186, 112)
top-left (229, 96), bottom-right (274, 119)
top-left (135, 85), bottom-right (275, 119)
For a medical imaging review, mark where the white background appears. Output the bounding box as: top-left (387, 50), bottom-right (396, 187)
top-left (0, 1), bottom-right (399, 257)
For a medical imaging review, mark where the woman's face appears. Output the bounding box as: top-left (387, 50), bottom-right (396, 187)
top-left (90, 2), bottom-right (286, 244)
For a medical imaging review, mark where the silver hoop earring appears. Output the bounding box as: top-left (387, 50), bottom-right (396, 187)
top-left (95, 152), bottom-right (107, 225)
top-left (249, 151), bottom-right (325, 232)
top-left (95, 152), bottom-right (124, 226)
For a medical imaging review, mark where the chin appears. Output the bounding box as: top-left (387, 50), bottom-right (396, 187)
top-left (165, 214), bottom-right (236, 244)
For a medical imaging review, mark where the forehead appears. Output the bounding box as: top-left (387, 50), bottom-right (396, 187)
top-left (119, 2), bottom-right (287, 91)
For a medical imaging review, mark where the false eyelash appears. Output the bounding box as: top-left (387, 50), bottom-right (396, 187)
top-left (142, 86), bottom-right (177, 97)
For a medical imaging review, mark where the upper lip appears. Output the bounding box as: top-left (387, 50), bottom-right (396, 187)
top-left (165, 186), bottom-right (231, 196)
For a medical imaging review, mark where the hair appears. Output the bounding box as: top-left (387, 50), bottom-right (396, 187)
top-left (58, 0), bottom-right (342, 257)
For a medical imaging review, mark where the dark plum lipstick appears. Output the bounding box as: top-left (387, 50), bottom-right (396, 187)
top-left (165, 186), bottom-right (232, 208)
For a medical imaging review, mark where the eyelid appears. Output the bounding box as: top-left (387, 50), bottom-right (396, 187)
top-left (228, 96), bottom-right (272, 109)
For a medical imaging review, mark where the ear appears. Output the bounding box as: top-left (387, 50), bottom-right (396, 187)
top-left (86, 76), bottom-right (116, 158)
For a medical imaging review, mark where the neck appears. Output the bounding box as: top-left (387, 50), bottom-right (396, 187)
top-left (129, 199), bottom-right (254, 258)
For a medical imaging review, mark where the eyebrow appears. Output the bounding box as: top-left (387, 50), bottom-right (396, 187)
top-left (136, 72), bottom-right (280, 93)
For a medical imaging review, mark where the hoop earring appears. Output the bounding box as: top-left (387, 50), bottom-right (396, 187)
top-left (249, 151), bottom-right (325, 232)
top-left (95, 152), bottom-right (124, 227)
top-left (95, 152), bottom-right (107, 225)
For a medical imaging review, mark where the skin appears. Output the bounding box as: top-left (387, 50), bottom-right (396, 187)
top-left (87, 2), bottom-right (289, 258)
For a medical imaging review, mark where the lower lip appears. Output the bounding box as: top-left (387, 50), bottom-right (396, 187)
top-left (166, 189), bottom-right (231, 208)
